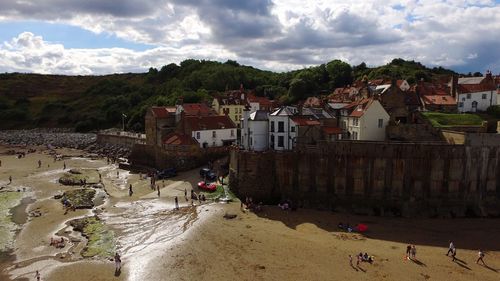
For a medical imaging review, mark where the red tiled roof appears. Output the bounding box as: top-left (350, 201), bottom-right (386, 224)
top-left (290, 116), bottom-right (320, 126)
top-left (150, 106), bottom-right (176, 118)
top-left (458, 84), bottom-right (496, 93)
top-left (421, 95), bottom-right (457, 106)
top-left (343, 98), bottom-right (375, 117)
top-left (247, 94), bottom-right (273, 107)
top-left (163, 133), bottom-right (198, 146)
top-left (183, 115), bottom-right (236, 131)
top-left (181, 103), bottom-right (216, 116)
top-left (322, 126), bottom-right (342, 134)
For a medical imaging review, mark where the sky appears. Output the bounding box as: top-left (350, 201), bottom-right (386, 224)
top-left (0, 0), bottom-right (499, 75)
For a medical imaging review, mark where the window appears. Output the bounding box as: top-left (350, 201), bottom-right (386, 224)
top-left (278, 136), bottom-right (284, 147)
top-left (353, 118), bottom-right (359, 126)
top-left (231, 130), bottom-right (234, 137)
top-left (270, 135), bottom-right (275, 148)
top-left (458, 102), bottom-right (464, 107)
top-left (342, 121), bottom-right (347, 129)
top-left (378, 119), bottom-right (383, 128)
top-left (466, 94), bottom-right (471, 99)
top-left (278, 121), bottom-right (284, 132)
top-left (461, 98), bottom-right (465, 102)
top-left (482, 94), bottom-right (487, 99)
top-left (212, 131), bottom-right (216, 138)
top-left (270, 121), bottom-right (275, 132)
top-left (196, 132), bottom-right (200, 139)
top-left (352, 131), bottom-right (358, 140)
top-left (250, 137), bottom-right (253, 145)
top-left (291, 126), bottom-right (295, 132)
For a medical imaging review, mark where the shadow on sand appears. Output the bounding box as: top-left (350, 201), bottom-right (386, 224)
top-left (254, 206), bottom-right (500, 251)
top-left (411, 259), bottom-right (426, 267)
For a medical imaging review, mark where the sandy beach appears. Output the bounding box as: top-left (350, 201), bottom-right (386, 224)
top-left (0, 145), bottom-right (499, 281)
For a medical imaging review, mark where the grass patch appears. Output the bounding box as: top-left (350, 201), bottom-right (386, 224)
top-left (421, 112), bottom-right (484, 127)
top-left (69, 216), bottom-right (115, 258)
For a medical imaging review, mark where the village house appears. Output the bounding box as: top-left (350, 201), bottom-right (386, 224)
top-left (268, 107), bottom-right (297, 150)
top-left (369, 79), bottom-right (410, 92)
top-left (374, 80), bottom-right (410, 124)
top-left (177, 114), bottom-right (237, 148)
top-left (145, 103), bottom-right (217, 147)
top-left (240, 109), bottom-right (269, 151)
top-left (290, 115), bottom-right (322, 146)
top-left (415, 81), bottom-right (456, 112)
top-left (451, 71), bottom-right (497, 113)
top-left (162, 132), bottom-right (200, 156)
top-left (145, 106), bottom-right (177, 146)
top-left (246, 93), bottom-right (274, 113)
top-left (340, 98), bottom-right (390, 141)
top-left (212, 87), bottom-right (248, 127)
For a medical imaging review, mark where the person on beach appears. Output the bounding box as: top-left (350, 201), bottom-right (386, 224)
top-left (38, 159), bottom-right (42, 168)
top-left (129, 184), bottom-right (133, 196)
top-left (184, 188), bottom-right (187, 198)
top-left (451, 248), bottom-right (457, 262)
top-left (406, 245), bottom-right (411, 259)
top-left (9, 175), bottom-right (12, 184)
top-left (446, 241), bottom-right (455, 256)
top-left (63, 162), bottom-right (66, 170)
top-left (117, 171), bottom-right (119, 178)
top-left (35, 270), bottom-right (41, 281)
top-left (476, 249), bottom-right (485, 265)
top-left (349, 255), bottom-right (353, 266)
top-left (114, 252), bottom-right (122, 273)
top-left (174, 196), bottom-right (179, 210)
top-left (98, 173), bottom-right (102, 182)
top-left (157, 186), bottom-right (160, 197)
top-left (356, 253), bottom-right (362, 266)
top-left (411, 245), bottom-right (417, 260)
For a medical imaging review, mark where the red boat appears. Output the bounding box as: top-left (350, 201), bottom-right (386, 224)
top-left (197, 181), bottom-right (217, 191)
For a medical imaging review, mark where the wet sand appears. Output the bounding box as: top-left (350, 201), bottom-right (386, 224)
top-left (1, 145), bottom-right (499, 281)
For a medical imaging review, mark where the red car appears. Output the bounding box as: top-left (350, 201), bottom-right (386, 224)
top-left (197, 181), bottom-right (217, 191)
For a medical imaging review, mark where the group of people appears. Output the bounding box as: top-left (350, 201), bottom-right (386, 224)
top-left (241, 196), bottom-right (262, 212)
top-left (278, 199), bottom-right (295, 211)
top-left (446, 241), bottom-right (487, 265)
top-left (406, 244), bottom-right (417, 260)
top-left (349, 252), bottom-right (374, 267)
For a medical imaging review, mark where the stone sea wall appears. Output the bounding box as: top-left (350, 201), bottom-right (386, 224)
top-left (230, 137), bottom-right (500, 217)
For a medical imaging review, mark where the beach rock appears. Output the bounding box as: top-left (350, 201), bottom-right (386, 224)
top-left (62, 189), bottom-right (96, 209)
top-left (69, 169), bottom-right (82, 174)
top-left (223, 213), bottom-right (237, 219)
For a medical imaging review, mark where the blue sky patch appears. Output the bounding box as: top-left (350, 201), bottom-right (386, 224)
top-left (0, 21), bottom-right (153, 51)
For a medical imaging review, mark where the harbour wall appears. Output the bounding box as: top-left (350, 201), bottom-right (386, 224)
top-left (229, 136), bottom-right (500, 217)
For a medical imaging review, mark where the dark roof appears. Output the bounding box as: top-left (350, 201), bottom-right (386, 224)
top-left (343, 98), bottom-right (375, 117)
top-left (290, 115), bottom-right (320, 126)
top-left (150, 106), bottom-right (176, 118)
top-left (458, 84), bottom-right (496, 93)
top-left (181, 103), bottom-right (216, 116)
top-left (183, 115), bottom-right (236, 131)
top-left (322, 126), bottom-right (342, 134)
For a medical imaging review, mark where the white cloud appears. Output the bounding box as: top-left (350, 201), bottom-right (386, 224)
top-left (0, 0), bottom-right (499, 74)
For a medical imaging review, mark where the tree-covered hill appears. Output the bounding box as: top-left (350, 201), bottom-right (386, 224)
top-left (0, 58), bottom-right (461, 132)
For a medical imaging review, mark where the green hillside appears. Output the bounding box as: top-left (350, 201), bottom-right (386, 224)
top-left (0, 58), bottom-right (460, 132)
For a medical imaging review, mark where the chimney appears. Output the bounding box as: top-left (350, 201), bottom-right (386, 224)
top-left (451, 75), bottom-right (458, 98)
top-left (486, 70), bottom-right (492, 80)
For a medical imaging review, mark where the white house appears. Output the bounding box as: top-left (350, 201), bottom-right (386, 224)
top-left (340, 98), bottom-right (390, 141)
top-left (240, 109), bottom-right (269, 151)
top-left (454, 72), bottom-right (497, 113)
top-left (181, 115), bottom-right (237, 148)
top-left (269, 107), bottom-right (297, 150)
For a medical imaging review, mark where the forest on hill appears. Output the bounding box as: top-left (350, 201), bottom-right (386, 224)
top-left (0, 58), bottom-right (460, 132)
